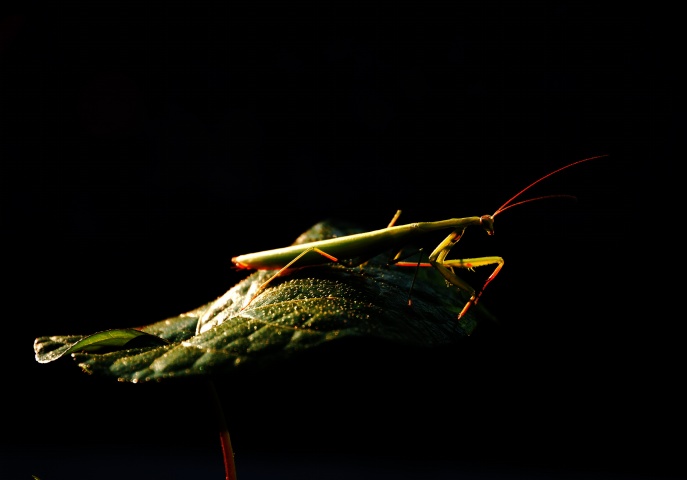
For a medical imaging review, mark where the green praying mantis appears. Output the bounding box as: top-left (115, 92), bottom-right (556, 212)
top-left (231, 155), bottom-right (606, 320)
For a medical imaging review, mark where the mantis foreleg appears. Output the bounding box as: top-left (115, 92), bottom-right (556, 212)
top-left (428, 229), bottom-right (504, 319)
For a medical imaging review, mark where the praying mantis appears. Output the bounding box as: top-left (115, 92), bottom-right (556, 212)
top-left (231, 155), bottom-right (606, 321)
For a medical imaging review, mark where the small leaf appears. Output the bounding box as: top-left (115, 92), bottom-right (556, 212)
top-left (34, 219), bottom-right (494, 382)
top-left (34, 328), bottom-right (169, 363)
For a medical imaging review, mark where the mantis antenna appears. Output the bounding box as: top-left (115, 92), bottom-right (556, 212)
top-left (492, 155), bottom-right (607, 217)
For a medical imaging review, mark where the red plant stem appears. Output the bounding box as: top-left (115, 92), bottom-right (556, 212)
top-left (208, 380), bottom-right (237, 480)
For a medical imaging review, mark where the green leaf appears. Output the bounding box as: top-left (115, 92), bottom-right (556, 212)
top-left (34, 328), bottom-right (170, 364)
top-left (33, 219), bottom-right (494, 382)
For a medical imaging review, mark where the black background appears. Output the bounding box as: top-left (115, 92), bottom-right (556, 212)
top-left (2, 2), bottom-right (677, 479)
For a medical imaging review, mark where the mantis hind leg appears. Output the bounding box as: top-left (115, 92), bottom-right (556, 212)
top-left (240, 247), bottom-right (339, 311)
top-left (243, 210), bottom-right (407, 312)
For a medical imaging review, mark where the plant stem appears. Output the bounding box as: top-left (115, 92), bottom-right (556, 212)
top-left (208, 380), bottom-right (237, 480)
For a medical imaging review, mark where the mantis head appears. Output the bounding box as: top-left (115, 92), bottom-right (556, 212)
top-left (480, 215), bottom-right (495, 235)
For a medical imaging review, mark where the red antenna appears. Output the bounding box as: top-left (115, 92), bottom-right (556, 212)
top-left (492, 155), bottom-right (607, 217)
